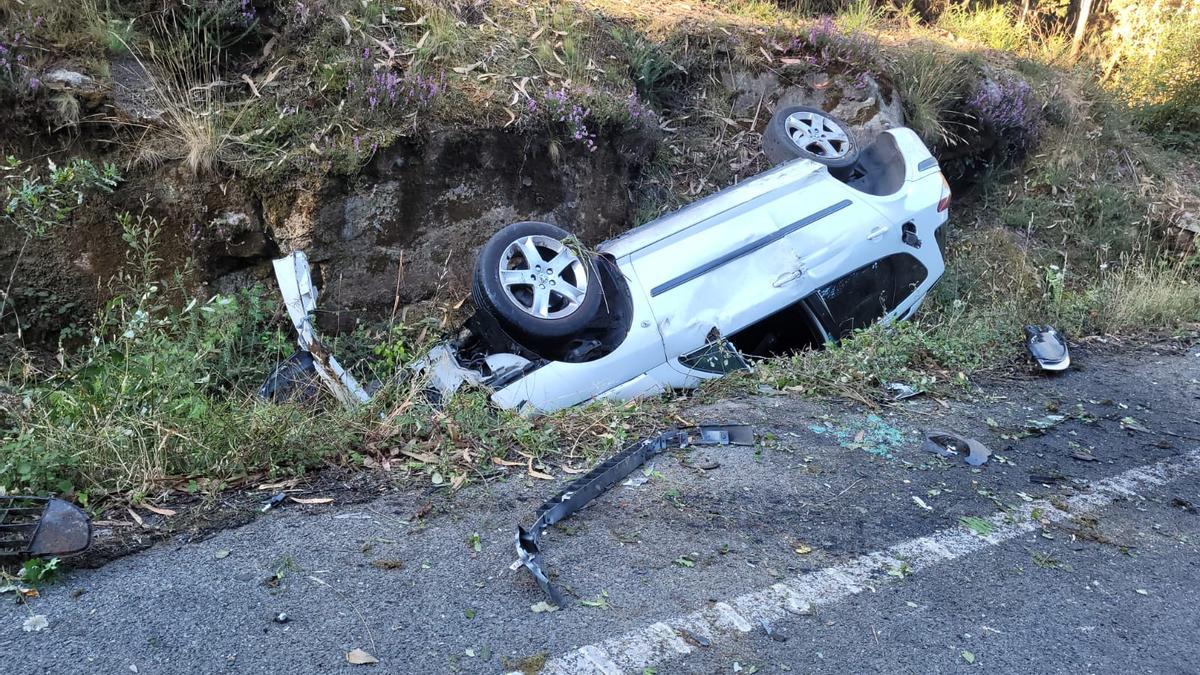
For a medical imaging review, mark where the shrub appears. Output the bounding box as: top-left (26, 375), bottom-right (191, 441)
top-left (612, 27), bottom-right (681, 110)
top-left (965, 71), bottom-right (1042, 159)
top-left (788, 15), bottom-right (880, 71)
top-left (1107, 0), bottom-right (1200, 147)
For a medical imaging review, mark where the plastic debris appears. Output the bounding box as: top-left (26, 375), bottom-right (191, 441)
top-left (922, 431), bottom-right (992, 466)
top-left (1024, 324), bottom-right (1070, 372)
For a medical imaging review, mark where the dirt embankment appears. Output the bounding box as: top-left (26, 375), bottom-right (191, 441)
top-left (0, 121), bottom-right (657, 343)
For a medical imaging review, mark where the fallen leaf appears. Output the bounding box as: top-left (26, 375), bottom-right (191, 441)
top-left (452, 61), bottom-right (484, 74)
top-left (127, 508), bottom-right (144, 527)
top-left (401, 448), bottom-right (439, 464)
top-left (961, 650), bottom-right (975, 664)
top-left (143, 505), bottom-right (177, 517)
top-left (289, 497), bottom-right (334, 505)
top-left (793, 544), bottom-right (813, 555)
top-left (346, 648), bottom-right (378, 665)
top-left (214, 549), bottom-right (232, 560)
top-left (23, 614), bottom-right (49, 632)
top-left (492, 456), bottom-right (523, 467)
top-left (1120, 417), bottom-right (1150, 433)
top-left (1135, 588), bottom-right (1149, 595)
top-left (530, 601), bottom-right (559, 613)
top-left (527, 457), bottom-right (553, 480)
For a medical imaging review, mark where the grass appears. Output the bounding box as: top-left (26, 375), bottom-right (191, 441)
top-left (888, 45), bottom-right (974, 146)
top-left (122, 15), bottom-right (242, 175)
top-left (937, 3), bottom-right (1031, 53)
top-left (2, 0), bottom-right (1199, 507)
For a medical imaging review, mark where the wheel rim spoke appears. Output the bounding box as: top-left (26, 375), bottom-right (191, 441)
top-left (530, 285), bottom-right (552, 316)
top-left (500, 269), bottom-right (530, 288)
top-left (545, 249), bottom-right (576, 273)
top-left (516, 237), bottom-right (544, 267)
top-left (555, 280), bottom-right (585, 303)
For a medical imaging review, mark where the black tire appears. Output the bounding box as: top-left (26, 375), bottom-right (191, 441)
top-left (472, 221), bottom-right (603, 342)
top-left (763, 105), bottom-right (860, 168)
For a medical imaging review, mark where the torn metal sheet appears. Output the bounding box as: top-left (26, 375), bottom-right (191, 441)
top-left (515, 425), bottom-right (754, 607)
top-left (272, 252), bottom-right (370, 406)
top-left (1, 497), bottom-right (92, 557)
top-left (1024, 324), bottom-right (1070, 372)
top-left (922, 431), bottom-right (992, 466)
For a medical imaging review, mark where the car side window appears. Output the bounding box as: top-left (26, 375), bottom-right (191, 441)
top-left (814, 254), bottom-right (928, 338)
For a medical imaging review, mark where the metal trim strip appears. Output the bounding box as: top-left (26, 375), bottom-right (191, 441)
top-left (649, 199), bottom-right (853, 297)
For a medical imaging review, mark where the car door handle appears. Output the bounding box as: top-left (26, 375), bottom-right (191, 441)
top-left (867, 225), bottom-right (889, 241)
top-left (772, 269), bottom-right (804, 287)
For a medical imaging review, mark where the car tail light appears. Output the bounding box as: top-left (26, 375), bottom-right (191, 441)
top-left (937, 176), bottom-right (952, 213)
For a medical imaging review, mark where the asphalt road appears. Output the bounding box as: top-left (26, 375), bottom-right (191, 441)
top-left (3, 341), bottom-right (1199, 674)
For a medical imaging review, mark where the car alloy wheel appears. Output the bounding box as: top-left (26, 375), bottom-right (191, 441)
top-left (498, 234), bottom-right (590, 320)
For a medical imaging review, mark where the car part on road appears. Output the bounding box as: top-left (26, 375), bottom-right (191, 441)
top-left (472, 221), bottom-right (603, 341)
top-left (515, 425), bottom-right (754, 607)
top-left (1024, 324), bottom-right (1070, 372)
top-left (922, 431), bottom-right (992, 466)
top-left (273, 252), bottom-right (370, 406)
top-left (763, 106), bottom-right (860, 169)
top-left (1, 497), bottom-right (92, 557)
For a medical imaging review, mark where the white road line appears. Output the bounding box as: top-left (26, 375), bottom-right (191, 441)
top-left (521, 449), bottom-right (1199, 675)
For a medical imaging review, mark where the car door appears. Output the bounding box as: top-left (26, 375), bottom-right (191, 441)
top-left (628, 183), bottom-right (868, 372)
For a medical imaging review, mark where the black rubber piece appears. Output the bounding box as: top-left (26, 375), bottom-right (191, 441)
top-left (763, 105), bottom-right (860, 169)
top-left (258, 350), bottom-right (321, 403)
top-left (472, 221), bottom-right (602, 342)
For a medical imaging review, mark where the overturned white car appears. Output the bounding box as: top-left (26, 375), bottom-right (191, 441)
top-left (269, 106), bottom-right (951, 414)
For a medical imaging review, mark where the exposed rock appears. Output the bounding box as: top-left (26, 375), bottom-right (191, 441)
top-left (41, 68), bottom-right (105, 109)
top-left (43, 69), bottom-right (95, 89)
top-left (109, 58), bottom-right (162, 123)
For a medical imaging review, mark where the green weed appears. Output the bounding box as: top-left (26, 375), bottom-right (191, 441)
top-left (836, 0), bottom-right (883, 34)
top-left (19, 556), bottom-right (60, 585)
top-left (612, 27), bottom-right (681, 109)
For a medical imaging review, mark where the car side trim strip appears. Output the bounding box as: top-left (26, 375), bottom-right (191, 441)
top-left (917, 157), bottom-right (939, 172)
top-left (649, 199), bottom-right (853, 297)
